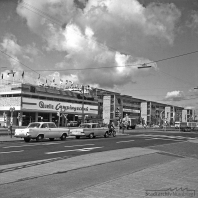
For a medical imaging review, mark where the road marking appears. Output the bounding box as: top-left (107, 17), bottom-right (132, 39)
top-left (116, 140), bottom-right (134, 143)
top-left (77, 147), bottom-right (102, 151)
top-left (0, 150), bottom-right (24, 154)
top-left (3, 144), bottom-right (39, 149)
top-left (42, 142), bottom-right (63, 145)
top-left (3, 142), bottom-right (62, 148)
top-left (45, 147), bottom-right (103, 154)
top-left (64, 144), bottom-right (95, 148)
top-left (133, 134), bottom-right (194, 141)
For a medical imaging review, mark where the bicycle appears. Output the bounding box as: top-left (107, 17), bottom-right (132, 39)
top-left (108, 127), bottom-right (116, 137)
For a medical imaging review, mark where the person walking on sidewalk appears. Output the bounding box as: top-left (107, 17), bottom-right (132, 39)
top-left (121, 121), bottom-right (125, 134)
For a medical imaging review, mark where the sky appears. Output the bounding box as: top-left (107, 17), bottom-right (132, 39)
top-left (0, 0), bottom-right (198, 109)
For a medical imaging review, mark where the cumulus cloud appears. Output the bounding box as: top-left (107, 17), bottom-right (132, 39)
top-left (0, 34), bottom-right (42, 68)
top-left (16, 0), bottom-right (181, 88)
top-left (165, 90), bottom-right (185, 101)
top-left (0, 34), bottom-right (22, 70)
top-left (84, 0), bottom-right (181, 45)
top-left (1, 34), bottom-right (21, 55)
top-left (0, 33), bottom-right (44, 85)
top-left (186, 11), bottom-right (198, 32)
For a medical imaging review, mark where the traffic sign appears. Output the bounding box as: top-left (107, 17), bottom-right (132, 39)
top-left (10, 107), bottom-right (15, 112)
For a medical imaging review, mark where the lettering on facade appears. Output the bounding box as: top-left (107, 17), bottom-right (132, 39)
top-left (55, 103), bottom-right (88, 112)
top-left (39, 101), bottom-right (54, 109)
top-left (38, 101), bottom-right (89, 112)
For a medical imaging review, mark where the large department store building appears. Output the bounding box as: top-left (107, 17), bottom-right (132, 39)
top-left (0, 83), bottom-right (195, 127)
top-left (0, 83), bottom-right (99, 126)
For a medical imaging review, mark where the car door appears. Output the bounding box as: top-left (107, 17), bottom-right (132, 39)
top-left (48, 123), bottom-right (59, 138)
top-left (83, 124), bottom-right (92, 136)
top-left (40, 123), bottom-right (50, 138)
top-left (93, 124), bottom-right (101, 136)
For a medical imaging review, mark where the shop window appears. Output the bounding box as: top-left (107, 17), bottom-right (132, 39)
top-left (30, 86), bottom-right (36, 93)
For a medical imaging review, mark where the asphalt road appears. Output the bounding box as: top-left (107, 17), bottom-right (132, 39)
top-left (1, 130), bottom-right (198, 198)
top-left (1, 130), bottom-right (198, 166)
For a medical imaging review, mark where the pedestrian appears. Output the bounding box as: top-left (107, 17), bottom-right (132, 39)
top-left (121, 121), bottom-right (125, 134)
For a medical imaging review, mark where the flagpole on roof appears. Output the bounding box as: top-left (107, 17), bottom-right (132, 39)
top-left (21, 71), bottom-right (24, 83)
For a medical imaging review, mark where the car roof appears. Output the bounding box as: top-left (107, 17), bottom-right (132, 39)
top-left (29, 122), bottom-right (55, 124)
top-left (81, 123), bottom-right (98, 125)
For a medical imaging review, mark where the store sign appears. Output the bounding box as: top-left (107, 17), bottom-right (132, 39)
top-left (123, 108), bottom-right (140, 113)
top-left (22, 98), bottom-right (98, 114)
top-left (103, 96), bottom-right (111, 124)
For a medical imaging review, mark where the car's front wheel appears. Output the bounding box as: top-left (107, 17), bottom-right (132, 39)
top-left (24, 137), bottom-right (31, 142)
top-left (36, 135), bottom-right (43, 141)
top-left (49, 138), bottom-right (54, 141)
top-left (60, 133), bottom-right (67, 140)
top-left (76, 136), bottom-right (80, 139)
top-left (104, 132), bottom-right (109, 138)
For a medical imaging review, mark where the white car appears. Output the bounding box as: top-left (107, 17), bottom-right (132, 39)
top-left (69, 123), bottom-right (115, 139)
top-left (14, 122), bottom-right (69, 142)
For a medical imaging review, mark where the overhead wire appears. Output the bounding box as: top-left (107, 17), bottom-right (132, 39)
top-left (1, 1), bottom-right (198, 98)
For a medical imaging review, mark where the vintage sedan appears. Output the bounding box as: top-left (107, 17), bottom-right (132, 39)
top-left (67, 121), bottom-right (78, 127)
top-left (69, 123), bottom-right (116, 139)
top-left (14, 122), bottom-right (69, 142)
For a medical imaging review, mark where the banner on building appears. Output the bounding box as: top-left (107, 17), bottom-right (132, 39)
top-left (103, 96), bottom-right (111, 124)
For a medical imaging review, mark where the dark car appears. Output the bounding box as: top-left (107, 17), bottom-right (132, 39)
top-left (67, 121), bottom-right (78, 127)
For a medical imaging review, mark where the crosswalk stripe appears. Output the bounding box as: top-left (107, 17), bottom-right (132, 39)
top-left (116, 140), bottom-right (134, 143)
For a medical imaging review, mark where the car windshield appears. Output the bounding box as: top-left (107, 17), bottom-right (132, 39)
top-left (79, 124), bottom-right (91, 128)
top-left (27, 123), bottom-right (41, 128)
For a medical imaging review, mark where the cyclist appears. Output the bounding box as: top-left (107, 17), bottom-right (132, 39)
top-left (108, 121), bottom-right (115, 135)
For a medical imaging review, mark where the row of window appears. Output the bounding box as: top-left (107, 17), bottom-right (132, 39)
top-left (0, 94), bottom-right (97, 106)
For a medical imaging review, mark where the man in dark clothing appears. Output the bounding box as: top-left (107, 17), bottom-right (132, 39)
top-left (108, 121), bottom-right (115, 135)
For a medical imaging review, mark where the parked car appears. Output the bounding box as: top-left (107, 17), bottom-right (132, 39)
top-left (67, 121), bottom-right (78, 127)
top-left (69, 123), bottom-right (115, 139)
top-left (14, 122), bottom-right (69, 142)
top-left (151, 124), bottom-right (160, 128)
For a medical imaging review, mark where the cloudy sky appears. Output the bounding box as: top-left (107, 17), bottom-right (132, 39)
top-left (0, 0), bottom-right (198, 109)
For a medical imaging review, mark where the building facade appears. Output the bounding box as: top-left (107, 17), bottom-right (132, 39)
top-left (0, 83), bottom-right (195, 127)
top-left (0, 83), bottom-right (98, 126)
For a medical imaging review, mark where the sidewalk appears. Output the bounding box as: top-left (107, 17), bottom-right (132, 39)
top-left (0, 146), bottom-right (198, 197)
top-left (1, 132), bottom-right (198, 197)
top-left (0, 135), bottom-right (20, 141)
top-left (62, 157), bottom-right (198, 198)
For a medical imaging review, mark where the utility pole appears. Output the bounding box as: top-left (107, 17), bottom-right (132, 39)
top-left (82, 85), bottom-right (85, 124)
top-left (9, 107), bottom-right (15, 138)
